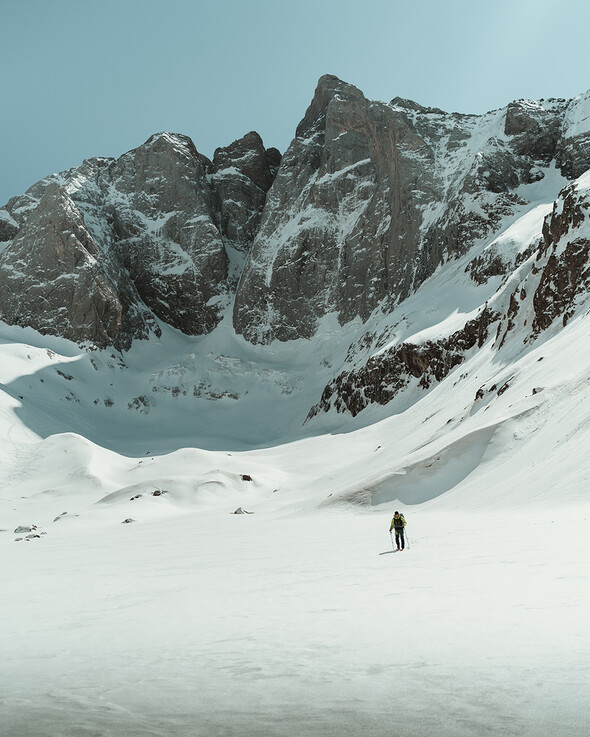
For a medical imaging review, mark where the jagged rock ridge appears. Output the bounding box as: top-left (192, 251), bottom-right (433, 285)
top-left (1, 74), bottom-right (590, 396)
top-left (233, 78), bottom-right (590, 343)
top-left (313, 167), bottom-right (590, 419)
top-left (0, 131), bottom-right (281, 348)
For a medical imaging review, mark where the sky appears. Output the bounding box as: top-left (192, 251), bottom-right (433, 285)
top-left (1, 0), bottom-right (589, 206)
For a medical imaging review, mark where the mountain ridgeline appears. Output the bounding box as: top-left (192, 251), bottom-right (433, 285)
top-left (2, 75), bottom-right (590, 422)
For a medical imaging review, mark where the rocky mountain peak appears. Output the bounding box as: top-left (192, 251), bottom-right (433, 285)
top-left (213, 131), bottom-right (279, 192)
top-left (3, 76), bottom-right (590, 366)
top-left (295, 74), bottom-right (366, 140)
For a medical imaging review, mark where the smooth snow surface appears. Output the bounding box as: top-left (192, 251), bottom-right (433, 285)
top-left (2, 506), bottom-right (589, 736)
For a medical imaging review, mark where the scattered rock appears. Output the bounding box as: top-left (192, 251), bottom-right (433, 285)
top-left (122, 518), bottom-right (136, 524)
top-left (14, 525), bottom-right (36, 534)
top-left (240, 474), bottom-right (253, 482)
top-left (232, 507), bottom-right (253, 514)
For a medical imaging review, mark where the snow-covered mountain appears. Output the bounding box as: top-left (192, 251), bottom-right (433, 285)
top-left (2, 76), bottom-right (590, 736)
top-left (2, 75), bottom-right (590, 451)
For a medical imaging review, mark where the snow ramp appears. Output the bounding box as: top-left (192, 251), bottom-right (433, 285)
top-left (369, 424), bottom-right (498, 506)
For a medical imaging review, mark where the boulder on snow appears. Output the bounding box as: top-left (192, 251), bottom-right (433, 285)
top-left (232, 507), bottom-right (253, 514)
top-left (122, 518), bottom-right (136, 524)
top-left (14, 525), bottom-right (36, 533)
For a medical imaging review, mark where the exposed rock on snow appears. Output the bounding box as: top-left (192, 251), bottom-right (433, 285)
top-left (532, 180), bottom-right (590, 332)
top-left (53, 512), bottom-right (79, 521)
top-left (310, 307), bottom-right (499, 417)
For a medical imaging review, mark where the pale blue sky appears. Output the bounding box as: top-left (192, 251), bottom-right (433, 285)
top-left (1, 0), bottom-right (589, 205)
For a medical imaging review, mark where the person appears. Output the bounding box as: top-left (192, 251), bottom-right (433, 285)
top-left (389, 511), bottom-right (407, 550)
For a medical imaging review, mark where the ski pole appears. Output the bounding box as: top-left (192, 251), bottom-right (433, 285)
top-left (390, 531), bottom-right (395, 551)
top-left (405, 529), bottom-right (411, 550)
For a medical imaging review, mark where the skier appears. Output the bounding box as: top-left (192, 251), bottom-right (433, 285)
top-left (389, 511), bottom-right (407, 550)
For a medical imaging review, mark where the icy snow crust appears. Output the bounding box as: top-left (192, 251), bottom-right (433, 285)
top-left (2, 137), bottom-right (590, 736)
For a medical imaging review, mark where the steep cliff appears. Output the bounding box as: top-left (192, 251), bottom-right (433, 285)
top-left (232, 76), bottom-right (589, 343)
top-left (2, 75), bottom-right (590, 360)
top-left (0, 131), bottom-right (280, 347)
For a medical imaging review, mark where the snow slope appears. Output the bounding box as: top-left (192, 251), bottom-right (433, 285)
top-left (2, 164), bottom-right (590, 736)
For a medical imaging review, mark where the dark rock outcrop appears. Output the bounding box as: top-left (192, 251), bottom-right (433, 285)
top-left (0, 183), bottom-right (152, 348)
top-left (504, 100), bottom-right (563, 164)
top-left (532, 178), bottom-right (590, 332)
top-left (309, 307), bottom-right (499, 417)
top-left (211, 131), bottom-right (281, 255)
top-left (0, 131), bottom-right (280, 347)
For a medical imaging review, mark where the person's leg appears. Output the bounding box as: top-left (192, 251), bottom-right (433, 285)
top-left (400, 529), bottom-right (405, 550)
top-left (395, 531), bottom-right (401, 549)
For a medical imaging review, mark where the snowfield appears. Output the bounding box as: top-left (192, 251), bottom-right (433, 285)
top-left (2, 500), bottom-right (589, 736)
top-left (2, 315), bottom-right (590, 736)
top-left (2, 173), bottom-right (590, 734)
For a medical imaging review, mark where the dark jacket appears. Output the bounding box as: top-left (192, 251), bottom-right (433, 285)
top-left (389, 514), bottom-right (406, 532)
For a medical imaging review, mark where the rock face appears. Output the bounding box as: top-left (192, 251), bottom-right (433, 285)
top-left (0, 132), bottom-right (280, 347)
top-left (232, 76), bottom-right (590, 343)
top-left (234, 76), bottom-right (432, 342)
top-left (308, 307), bottom-right (499, 418)
top-left (532, 177), bottom-right (590, 332)
top-left (2, 75), bottom-right (590, 355)
top-left (103, 132), bottom-right (228, 336)
top-left (211, 132), bottom-right (281, 283)
top-left (0, 183), bottom-right (151, 348)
